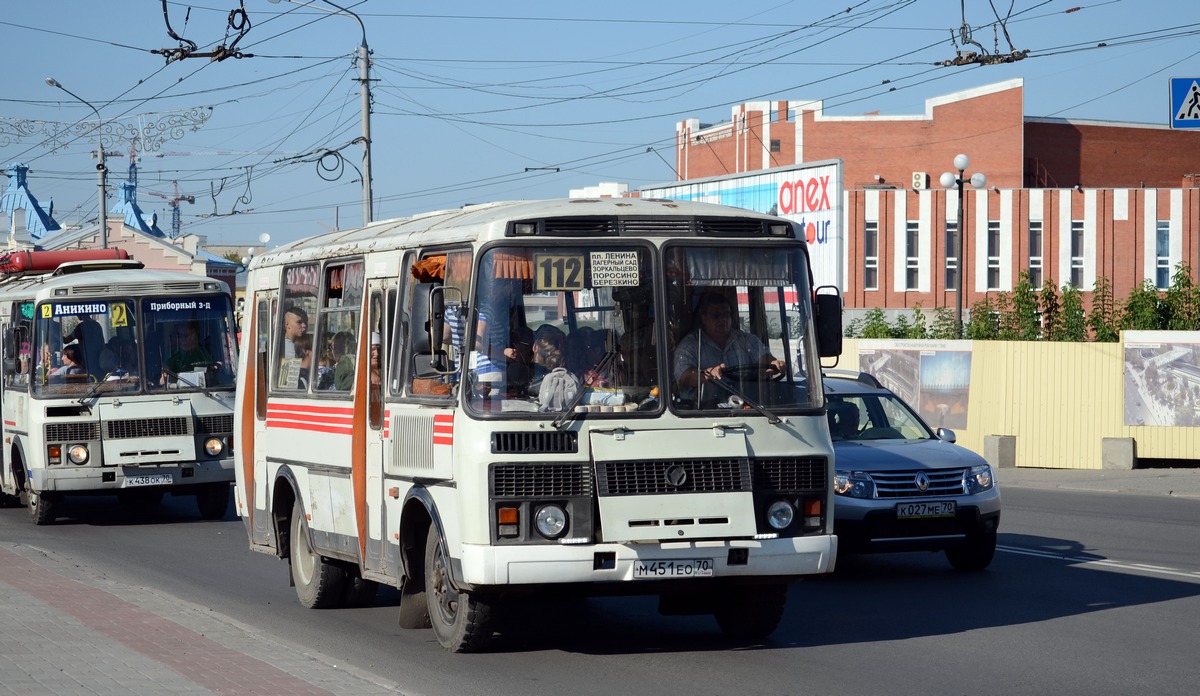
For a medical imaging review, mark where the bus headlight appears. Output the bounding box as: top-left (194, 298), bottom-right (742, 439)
top-left (67, 444), bottom-right (89, 465)
top-left (533, 504), bottom-right (568, 539)
top-left (766, 500), bottom-right (795, 529)
top-left (203, 438), bottom-right (224, 457)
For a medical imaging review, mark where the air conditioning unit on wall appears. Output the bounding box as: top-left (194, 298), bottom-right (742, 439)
top-left (912, 172), bottom-right (927, 190)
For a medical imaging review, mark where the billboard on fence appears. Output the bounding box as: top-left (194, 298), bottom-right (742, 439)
top-left (857, 340), bottom-right (974, 430)
top-left (640, 160), bottom-right (845, 289)
top-left (1123, 330), bottom-right (1200, 426)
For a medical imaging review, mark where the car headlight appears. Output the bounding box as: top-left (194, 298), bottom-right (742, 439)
top-left (833, 470), bottom-right (875, 498)
top-left (965, 464), bottom-right (994, 494)
top-left (534, 504), bottom-right (568, 539)
top-left (67, 444), bottom-right (89, 465)
top-left (203, 437), bottom-right (225, 457)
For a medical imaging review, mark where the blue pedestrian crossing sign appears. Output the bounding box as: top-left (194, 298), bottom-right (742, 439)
top-left (1171, 77), bottom-right (1200, 129)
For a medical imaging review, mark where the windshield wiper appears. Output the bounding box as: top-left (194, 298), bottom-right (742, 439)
top-left (161, 366), bottom-right (216, 399)
top-left (699, 372), bottom-right (782, 425)
top-left (551, 349), bottom-right (619, 430)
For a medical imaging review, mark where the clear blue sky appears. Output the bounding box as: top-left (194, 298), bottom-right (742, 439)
top-left (2, 1), bottom-right (1197, 250)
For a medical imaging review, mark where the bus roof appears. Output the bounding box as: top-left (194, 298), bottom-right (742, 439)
top-left (0, 267), bottom-right (229, 300)
top-left (249, 197), bottom-right (796, 269)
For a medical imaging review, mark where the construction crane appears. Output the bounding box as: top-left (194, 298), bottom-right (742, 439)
top-left (146, 182), bottom-right (195, 238)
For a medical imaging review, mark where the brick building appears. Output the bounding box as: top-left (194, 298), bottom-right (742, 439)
top-left (669, 78), bottom-right (1200, 320)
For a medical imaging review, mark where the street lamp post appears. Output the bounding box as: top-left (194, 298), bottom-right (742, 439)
top-left (45, 77), bottom-right (108, 248)
top-left (268, 0), bottom-right (373, 225)
top-left (940, 154), bottom-right (986, 337)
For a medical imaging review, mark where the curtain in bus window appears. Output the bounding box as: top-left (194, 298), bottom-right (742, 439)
top-left (490, 250), bottom-right (533, 280)
top-left (684, 248), bottom-right (791, 287)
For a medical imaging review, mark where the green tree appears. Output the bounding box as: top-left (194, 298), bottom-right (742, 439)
top-left (1121, 280), bottom-right (1166, 330)
top-left (856, 308), bottom-right (894, 338)
top-left (1163, 264), bottom-right (1200, 330)
top-left (1060, 284), bottom-right (1088, 341)
top-left (928, 305), bottom-right (958, 339)
top-left (1007, 271), bottom-right (1041, 340)
top-left (965, 297), bottom-right (1000, 339)
top-left (904, 304), bottom-right (928, 339)
top-left (1087, 276), bottom-right (1119, 342)
top-left (1040, 278), bottom-right (1062, 341)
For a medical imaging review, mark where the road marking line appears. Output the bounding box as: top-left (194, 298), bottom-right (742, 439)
top-left (998, 545), bottom-right (1200, 581)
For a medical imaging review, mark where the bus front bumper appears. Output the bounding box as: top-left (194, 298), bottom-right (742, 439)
top-left (457, 534), bottom-right (837, 587)
top-left (28, 458), bottom-right (235, 492)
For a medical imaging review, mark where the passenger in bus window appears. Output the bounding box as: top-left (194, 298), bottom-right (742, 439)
top-left (332, 331), bottom-right (357, 390)
top-left (50, 344), bottom-right (85, 377)
top-left (166, 322), bottom-right (213, 375)
top-left (282, 306), bottom-right (309, 358)
top-left (369, 332), bottom-right (382, 386)
top-left (295, 333), bottom-right (314, 390)
top-left (527, 325), bottom-right (566, 397)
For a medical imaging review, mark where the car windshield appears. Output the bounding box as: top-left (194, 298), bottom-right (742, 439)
top-left (826, 391), bottom-right (934, 442)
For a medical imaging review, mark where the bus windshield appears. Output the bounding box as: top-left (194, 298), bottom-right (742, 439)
top-left (462, 244), bottom-right (657, 416)
top-left (664, 244), bottom-right (821, 413)
top-left (31, 295), bottom-right (237, 396)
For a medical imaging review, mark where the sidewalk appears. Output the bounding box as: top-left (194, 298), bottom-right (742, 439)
top-left (0, 543), bottom-right (408, 696)
top-left (998, 466), bottom-right (1200, 499)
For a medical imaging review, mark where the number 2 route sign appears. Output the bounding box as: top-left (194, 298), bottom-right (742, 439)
top-left (1170, 77), bottom-right (1200, 129)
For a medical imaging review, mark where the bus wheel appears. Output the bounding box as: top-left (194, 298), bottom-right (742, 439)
top-left (289, 501), bottom-right (345, 608)
top-left (196, 483), bottom-right (231, 520)
top-left (26, 489), bottom-right (59, 526)
top-left (713, 583), bottom-right (787, 643)
top-left (424, 526), bottom-right (495, 652)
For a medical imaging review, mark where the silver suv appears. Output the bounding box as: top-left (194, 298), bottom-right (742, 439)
top-left (825, 371), bottom-right (1001, 571)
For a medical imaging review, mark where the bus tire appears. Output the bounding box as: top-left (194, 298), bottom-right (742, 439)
top-left (196, 482), bottom-right (231, 520)
top-left (424, 526), bottom-right (494, 652)
top-left (26, 489), bottom-right (58, 526)
top-left (289, 501), bottom-right (345, 608)
top-left (713, 583), bottom-right (787, 643)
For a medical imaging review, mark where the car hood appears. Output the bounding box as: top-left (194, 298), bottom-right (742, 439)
top-left (833, 438), bottom-right (989, 472)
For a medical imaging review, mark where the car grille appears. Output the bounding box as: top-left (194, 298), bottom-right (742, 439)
top-left (491, 431), bottom-right (578, 454)
top-left (196, 414), bottom-right (234, 434)
top-left (871, 468), bottom-right (967, 498)
top-left (492, 463), bottom-right (592, 498)
top-left (754, 457), bottom-right (827, 492)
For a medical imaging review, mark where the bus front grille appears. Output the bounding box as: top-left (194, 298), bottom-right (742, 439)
top-left (595, 458), bottom-right (753, 496)
top-left (753, 457), bottom-right (828, 492)
top-left (45, 422), bottom-right (101, 442)
top-left (196, 414), bottom-right (234, 434)
top-left (491, 463), bottom-right (592, 498)
top-left (491, 431), bottom-right (578, 454)
top-left (106, 417), bottom-right (192, 439)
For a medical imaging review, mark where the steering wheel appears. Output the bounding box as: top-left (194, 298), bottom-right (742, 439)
top-left (719, 363), bottom-right (783, 382)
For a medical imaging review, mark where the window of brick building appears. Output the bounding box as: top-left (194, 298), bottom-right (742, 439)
top-left (1156, 220), bottom-right (1171, 289)
top-left (863, 220), bottom-right (879, 290)
top-left (905, 221), bottom-right (919, 290)
top-left (944, 220), bottom-right (959, 290)
top-left (769, 139), bottom-right (781, 153)
top-left (1070, 220), bottom-right (1084, 289)
top-left (987, 220), bottom-right (1001, 290)
top-left (1027, 220), bottom-right (1043, 288)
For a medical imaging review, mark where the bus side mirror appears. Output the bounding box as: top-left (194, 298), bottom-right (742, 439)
top-left (409, 282), bottom-right (450, 377)
top-left (2, 358), bottom-right (16, 377)
top-left (813, 288), bottom-right (843, 359)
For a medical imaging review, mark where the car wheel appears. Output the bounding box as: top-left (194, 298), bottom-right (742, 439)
top-left (945, 529), bottom-right (997, 571)
top-left (27, 489), bottom-right (59, 526)
top-left (713, 583), bottom-right (787, 642)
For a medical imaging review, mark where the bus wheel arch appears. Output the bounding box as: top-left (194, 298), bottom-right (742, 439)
top-left (396, 491), bottom-right (435, 629)
top-left (270, 468), bottom-right (300, 559)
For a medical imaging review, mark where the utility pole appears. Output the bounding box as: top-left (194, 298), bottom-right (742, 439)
top-left (46, 77), bottom-right (108, 248)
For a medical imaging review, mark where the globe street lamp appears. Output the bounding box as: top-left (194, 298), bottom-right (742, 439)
top-left (940, 154), bottom-right (986, 337)
top-left (45, 77), bottom-right (108, 248)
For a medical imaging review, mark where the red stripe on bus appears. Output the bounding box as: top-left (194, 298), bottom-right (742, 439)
top-left (266, 419), bottom-right (353, 436)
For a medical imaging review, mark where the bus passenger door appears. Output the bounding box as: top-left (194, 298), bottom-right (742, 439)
top-left (362, 283), bottom-right (389, 576)
top-left (241, 292), bottom-right (276, 547)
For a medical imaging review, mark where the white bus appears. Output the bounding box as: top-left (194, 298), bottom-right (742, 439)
top-left (0, 251), bottom-right (238, 524)
top-left (234, 198), bottom-right (844, 651)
